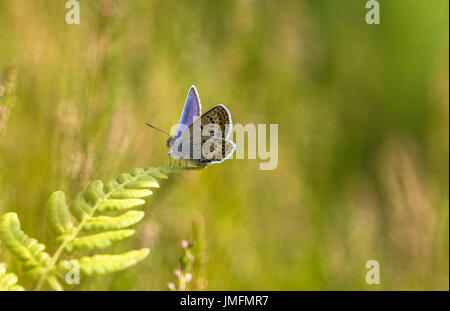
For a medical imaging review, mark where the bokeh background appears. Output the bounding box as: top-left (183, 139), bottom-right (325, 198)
top-left (0, 0), bottom-right (448, 290)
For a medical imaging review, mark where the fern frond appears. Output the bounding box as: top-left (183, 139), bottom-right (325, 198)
top-left (0, 165), bottom-right (203, 290)
top-left (110, 189), bottom-right (153, 199)
top-left (0, 213), bottom-right (51, 275)
top-left (36, 166), bottom-right (172, 289)
top-left (59, 249), bottom-right (150, 276)
top-left (70, 192), bottom-right (94, 222)
top-left (83, 211), bottom-right (145, 233)
top-left (125, 178), bottom-right (159, 189)
top-left (0, 263), bottom-right (25, 291)
top-left (65, 229), bottom-right (135, 253)
top-left (46, 191), bottom-right (73, 236)
top-left (138, 167), bottom-right (168, 179)
top-left (96, 198), bottom-right (146, 213)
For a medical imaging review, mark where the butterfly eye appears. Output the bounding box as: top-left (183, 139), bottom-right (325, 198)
top-left (166, 137), bottom-right (174, 148)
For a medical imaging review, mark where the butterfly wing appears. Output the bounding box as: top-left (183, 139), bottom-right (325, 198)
top-left (189, 136), bottom-right (236, 166)
top-left (175, 86), bottom-right (201, 139)
top-left (198, 104), bottom-right (233, 139)
top-left (170, 104), bottom-right (235, 164)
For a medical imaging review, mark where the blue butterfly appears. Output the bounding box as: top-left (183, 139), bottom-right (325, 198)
top-left (148, 86), bottom-right (235, 167)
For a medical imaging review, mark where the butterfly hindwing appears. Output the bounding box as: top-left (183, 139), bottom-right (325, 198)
top-left (188, 136), bottom-right (236, 166)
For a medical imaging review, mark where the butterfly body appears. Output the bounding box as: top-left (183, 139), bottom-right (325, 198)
top-left (167, 86), bottom-right (235, 166)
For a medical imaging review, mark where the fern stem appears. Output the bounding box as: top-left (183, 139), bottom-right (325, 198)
top-left (35, 213), bottom-right (88, 290)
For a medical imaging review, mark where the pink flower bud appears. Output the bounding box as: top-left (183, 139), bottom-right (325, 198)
top-left (181, 240), bottom-right (189, 249)
top-left (185, 273), bottom-right (192, 282)
top-left (167, 282), bottom-right (176, 291)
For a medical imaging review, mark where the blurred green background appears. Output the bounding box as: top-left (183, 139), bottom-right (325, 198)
top-left (0, 0), bottom-right (448, 290)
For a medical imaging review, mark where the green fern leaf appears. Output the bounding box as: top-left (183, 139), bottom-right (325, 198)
top-left (70, 192), bottom-right (94, 222)
top-left (144, 167), bottom-right (168, 179)
top-left (85, 180), bottom-right (105, 205)
top-left (0, 263), bottom-right (25, 291)
top-left (0, 213), bottom-right (50, 275)
top-left (83, 211), bottom-right (145, 233)
top-left (125, 177), bottom-right (160, 189)
top-left (1, 165), bottom-right (200, 290)
top-left (65, 229), bottom-right (135, 252)
top-left (110, 189), bottom-right (153, 199)
top-left (68, 180), bottom-right (106, 223)
top-left (60, 248), bottom-right (150, 276)
top-left (97, 199), bottom-right (146, 213)
top-left (115, 173), bottom-right (133, 186)
top-left (46, 191), bottom-right (73, 236)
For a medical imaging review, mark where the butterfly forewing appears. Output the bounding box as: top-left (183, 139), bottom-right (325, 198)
top-left (199, 105), bottom-right (232, 139)
top-left (175, 86), bottom-right (201, 139)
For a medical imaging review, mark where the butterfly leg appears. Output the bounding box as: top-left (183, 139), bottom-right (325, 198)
top-left (171, 157), bottom-right (178, 170)
top-left (161, 153), bottom-right (169, 167)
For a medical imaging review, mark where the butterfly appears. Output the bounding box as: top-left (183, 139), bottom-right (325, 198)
top-left (147, 86), bottom-right (235, 167)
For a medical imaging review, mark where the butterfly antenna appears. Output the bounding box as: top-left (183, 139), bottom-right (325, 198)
top-left (145, 123), bottom-right (172, 138)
